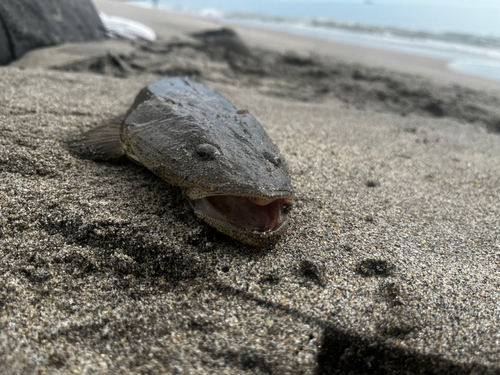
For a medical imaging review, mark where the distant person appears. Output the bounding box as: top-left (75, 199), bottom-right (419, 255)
top-left (152, 0), bottom-right (158, 9)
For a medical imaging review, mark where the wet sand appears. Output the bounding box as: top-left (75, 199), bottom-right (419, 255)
top-left (1, 1), bottom-right (500, 373)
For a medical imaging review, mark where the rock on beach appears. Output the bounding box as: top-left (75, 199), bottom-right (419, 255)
top-left (0, 0), bottom-right (105, 65)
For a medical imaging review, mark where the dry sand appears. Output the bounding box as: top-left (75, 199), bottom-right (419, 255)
top-left (1, 1), bottom-right (500, 374)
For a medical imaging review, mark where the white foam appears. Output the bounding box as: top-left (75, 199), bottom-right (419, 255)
top-left (199, 8), bottom-right (224, 19)
top-left (99, 12), bottom-right (156, 41)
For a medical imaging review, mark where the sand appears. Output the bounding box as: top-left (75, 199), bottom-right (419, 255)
top-left (1, 1), bottom-right (500, 374)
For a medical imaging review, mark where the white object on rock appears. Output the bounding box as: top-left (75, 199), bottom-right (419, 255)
top-left (99, 12), bottom-right (156, 41)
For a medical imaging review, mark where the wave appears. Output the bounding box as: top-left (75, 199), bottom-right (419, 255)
top-left (123, 0), bottom-right (500, 81)
top-left (223, 12), bottom-right (500, 51)
top-left (125, 1), bottom-right (500, 53)
top-left (127, 1), bottom-right (224, 18)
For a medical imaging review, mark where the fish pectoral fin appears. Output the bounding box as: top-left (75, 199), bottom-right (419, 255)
top-left (65, 120), bottom-right (125, 162)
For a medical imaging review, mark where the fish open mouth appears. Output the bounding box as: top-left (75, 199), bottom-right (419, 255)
top-left (191, 195), bottom-right (293, 233)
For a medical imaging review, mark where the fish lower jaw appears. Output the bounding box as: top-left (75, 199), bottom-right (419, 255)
top-left (190, 195), bottom-right (292, 246)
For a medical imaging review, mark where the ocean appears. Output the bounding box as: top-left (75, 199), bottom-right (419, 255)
top-left (127, 0), bottom-right (500, 82)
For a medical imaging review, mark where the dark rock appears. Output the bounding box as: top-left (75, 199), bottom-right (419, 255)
top-left (0, 16), bottom-right (13, 65)
top-left (0, 0), bottom-right (106, 65)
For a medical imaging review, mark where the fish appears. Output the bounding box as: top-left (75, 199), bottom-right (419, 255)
top-left (67, 77), bottom-right (293, 246)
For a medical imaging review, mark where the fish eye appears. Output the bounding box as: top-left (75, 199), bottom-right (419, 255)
top-left (195, 144), bottom-right (220, 161)
top-left (264, 152), bottom-right (282, 168)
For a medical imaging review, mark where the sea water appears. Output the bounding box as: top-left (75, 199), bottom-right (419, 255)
top-left (128, 0), bottom-right (500, 82)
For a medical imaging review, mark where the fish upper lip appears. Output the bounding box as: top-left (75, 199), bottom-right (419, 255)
top-left (200, 193), bottom-right (294, 203)
top-left (185, 186), bottom-right (294, 202)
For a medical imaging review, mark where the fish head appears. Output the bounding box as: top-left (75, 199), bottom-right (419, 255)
top-left (121, 78), bottom-right (294, 246)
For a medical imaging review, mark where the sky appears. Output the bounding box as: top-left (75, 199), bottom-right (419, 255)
top-left (271, 0), bottom-right (499, 8)
top-left (156, 0), bottom-right (500, 10)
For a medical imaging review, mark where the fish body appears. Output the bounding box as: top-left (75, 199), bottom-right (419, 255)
top-left (69, 78), bottom-right (293, 246)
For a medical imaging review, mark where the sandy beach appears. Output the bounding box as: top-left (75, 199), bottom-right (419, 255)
top-left (1, 0), bottom-right (500, 373)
